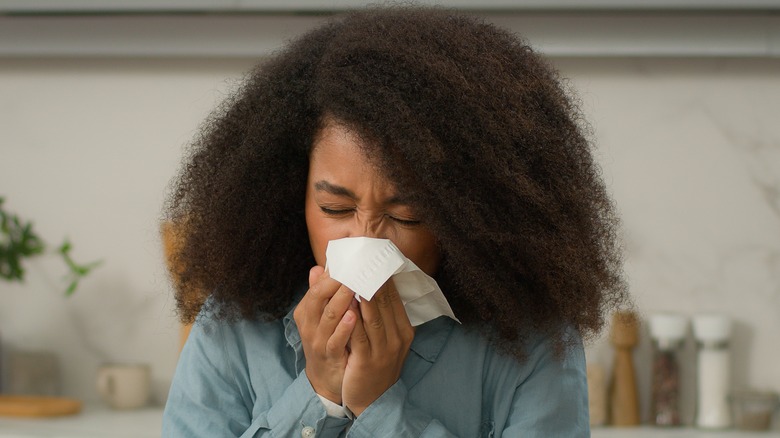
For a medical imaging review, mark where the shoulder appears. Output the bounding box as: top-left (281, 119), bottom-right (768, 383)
top-left (164, 305), bottom-right (296, 436)
top-left (408, 320), bottom-right (588, 435)
top-left (188, 307), bottom-right (288, 361)
top-left (441, 322), bottom-right (586, 382)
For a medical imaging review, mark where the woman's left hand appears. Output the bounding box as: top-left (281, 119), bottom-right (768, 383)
top-left (341, 279), bottom-right (414, 417)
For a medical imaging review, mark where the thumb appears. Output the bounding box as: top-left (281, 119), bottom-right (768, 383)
top-left (309, 265), bottom-right (325, 287)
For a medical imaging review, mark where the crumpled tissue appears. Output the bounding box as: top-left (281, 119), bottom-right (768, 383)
top-left (325, 237), bottom-right (460, 326)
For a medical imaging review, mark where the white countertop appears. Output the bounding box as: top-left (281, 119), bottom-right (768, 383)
top-left (0, 404), bottom-right (162, 438)
top-left (592, 426), bottom-right (780, 437)
top-left (0, 406), bottom-right (777, 437)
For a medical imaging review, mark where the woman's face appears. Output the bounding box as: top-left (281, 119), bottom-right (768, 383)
top-left (305, 121), bottom-right (440, 276)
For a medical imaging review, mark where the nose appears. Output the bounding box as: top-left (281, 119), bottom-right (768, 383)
top-left (348, 214), bottom-right (387, 239)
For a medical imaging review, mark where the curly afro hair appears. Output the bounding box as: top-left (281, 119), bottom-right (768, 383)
top-left (165, 5), bottom-right (627, 360)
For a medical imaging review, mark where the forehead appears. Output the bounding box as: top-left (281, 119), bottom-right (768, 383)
top-left (311, 120), bottom-right (361, 154)
top-left (309, 122), bottom-right (385, 180)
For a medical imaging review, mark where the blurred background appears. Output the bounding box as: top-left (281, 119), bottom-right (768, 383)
top-left (1, 0), bottom-right (778, 432)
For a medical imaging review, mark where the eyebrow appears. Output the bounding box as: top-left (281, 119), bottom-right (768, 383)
top-left (313, 180), bottom-right (408, 205)
top-left (314, 180), bottom-right (356, 199)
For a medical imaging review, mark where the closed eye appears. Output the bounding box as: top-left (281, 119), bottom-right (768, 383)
top-left (319, 205), bottom-right (421, 226)
top-left (320, 206), bottom-right (354, 216)
top-left (388, 215), bottom-right (421, 226)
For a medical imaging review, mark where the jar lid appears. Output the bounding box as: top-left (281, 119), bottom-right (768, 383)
top-left (649, 313), bottom-right (688, 341)
top-left (692, 314), bottom-right (732, 342)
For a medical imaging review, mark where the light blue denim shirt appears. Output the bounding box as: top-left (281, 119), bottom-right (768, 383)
top-left (163, 301), bottom-right (589, 437)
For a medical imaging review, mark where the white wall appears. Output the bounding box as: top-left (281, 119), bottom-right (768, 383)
top-left (557, 57), bottom-right (780, 425)
top-left (1, 54), bottom-right (778, 422)
top-left (0, 57), bottom-right (255, 404)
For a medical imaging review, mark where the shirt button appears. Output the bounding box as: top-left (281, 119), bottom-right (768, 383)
top-left (301, 426), bottom-right (316, 438)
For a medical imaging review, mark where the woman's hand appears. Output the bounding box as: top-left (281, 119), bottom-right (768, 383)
top-left (293, 266), bottom-right (358, 404)
top-left (342, 279), bottom-right (415, 417)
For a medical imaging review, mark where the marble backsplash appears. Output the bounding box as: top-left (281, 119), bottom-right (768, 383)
top-left (1, 56), bottom-right (778, 425)
top-left (558, 58), bottom-right (780, 425)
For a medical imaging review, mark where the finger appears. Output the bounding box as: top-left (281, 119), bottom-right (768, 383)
top-left (309, 265), bottom-right (325, 287)
top-left (385, 279), bottom-right (412, 330)
top-left (374, 281), bottom-right (401, 337)
top-left (359, 290), bottom-right (388, 350)
top-left (348, 298), bottom-right (370, 356)
top-left (296, 269), bottom-right (341, 328)
top-left (370, 280), bottom-right (410, 351)
top-left (304, 270), bottom-right (341, 309)
top-left (319, 285), bottom-right (357, 335)
top-left (326, 308), bottom-right (357, 358)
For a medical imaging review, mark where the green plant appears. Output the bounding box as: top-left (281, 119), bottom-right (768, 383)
top-left (0, 196), bottom-right (101, 295)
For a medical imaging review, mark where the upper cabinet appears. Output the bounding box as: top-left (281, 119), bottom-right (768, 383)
top-left (1, 0), bottom-right (780, 13)
top-left (1, 0), bottom-right (779, 58)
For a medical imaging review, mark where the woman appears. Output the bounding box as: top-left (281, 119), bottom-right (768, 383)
top-left (162, 6), bottom-right (626, 437)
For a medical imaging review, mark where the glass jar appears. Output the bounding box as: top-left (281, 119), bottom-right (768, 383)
top-left (730, 390), bottom-right (780, 431)
top-left (693, 315), bottom-right (732, 429)
top-left (649, 313), bottom-right (687, 427)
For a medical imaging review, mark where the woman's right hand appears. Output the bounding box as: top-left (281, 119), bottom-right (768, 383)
top-left (293, 266), bottom-right (358, 405)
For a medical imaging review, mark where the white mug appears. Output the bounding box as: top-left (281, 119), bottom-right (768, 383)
top-left (96, 363), bottom-right (151, 410)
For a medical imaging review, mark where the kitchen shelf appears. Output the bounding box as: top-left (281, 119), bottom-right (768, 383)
top-left (1, 12), bottom-right (779, 59)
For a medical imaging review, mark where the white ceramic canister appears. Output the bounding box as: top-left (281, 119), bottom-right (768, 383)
top-left (96, 363), bottom-right (151, 410)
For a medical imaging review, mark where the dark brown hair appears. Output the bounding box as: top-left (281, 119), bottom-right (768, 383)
top-left (165, 6), bottom-right (627, 359)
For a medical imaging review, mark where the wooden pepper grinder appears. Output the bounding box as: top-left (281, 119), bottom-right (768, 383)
top-left (609, 311), bottom-right (640, 426)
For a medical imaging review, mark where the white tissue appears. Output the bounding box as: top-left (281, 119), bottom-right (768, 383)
top-left (325, 237), bottom-right (460, 326)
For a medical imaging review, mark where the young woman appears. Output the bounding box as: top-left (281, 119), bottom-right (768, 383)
top-left (162, 6), bottom-right (626, 437)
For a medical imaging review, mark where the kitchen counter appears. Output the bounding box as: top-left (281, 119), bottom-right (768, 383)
top-left (593, 426), bottom-right (780, 437)
top-left (0, 406), bottom-right (777, 437)
top-left (0, 404), bottom-right (162, 438)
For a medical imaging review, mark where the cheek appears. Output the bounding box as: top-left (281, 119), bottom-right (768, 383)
top-left (305, 204), bottom-right (330, 267)
top-left (395, 230), bottom-right (440, 277)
